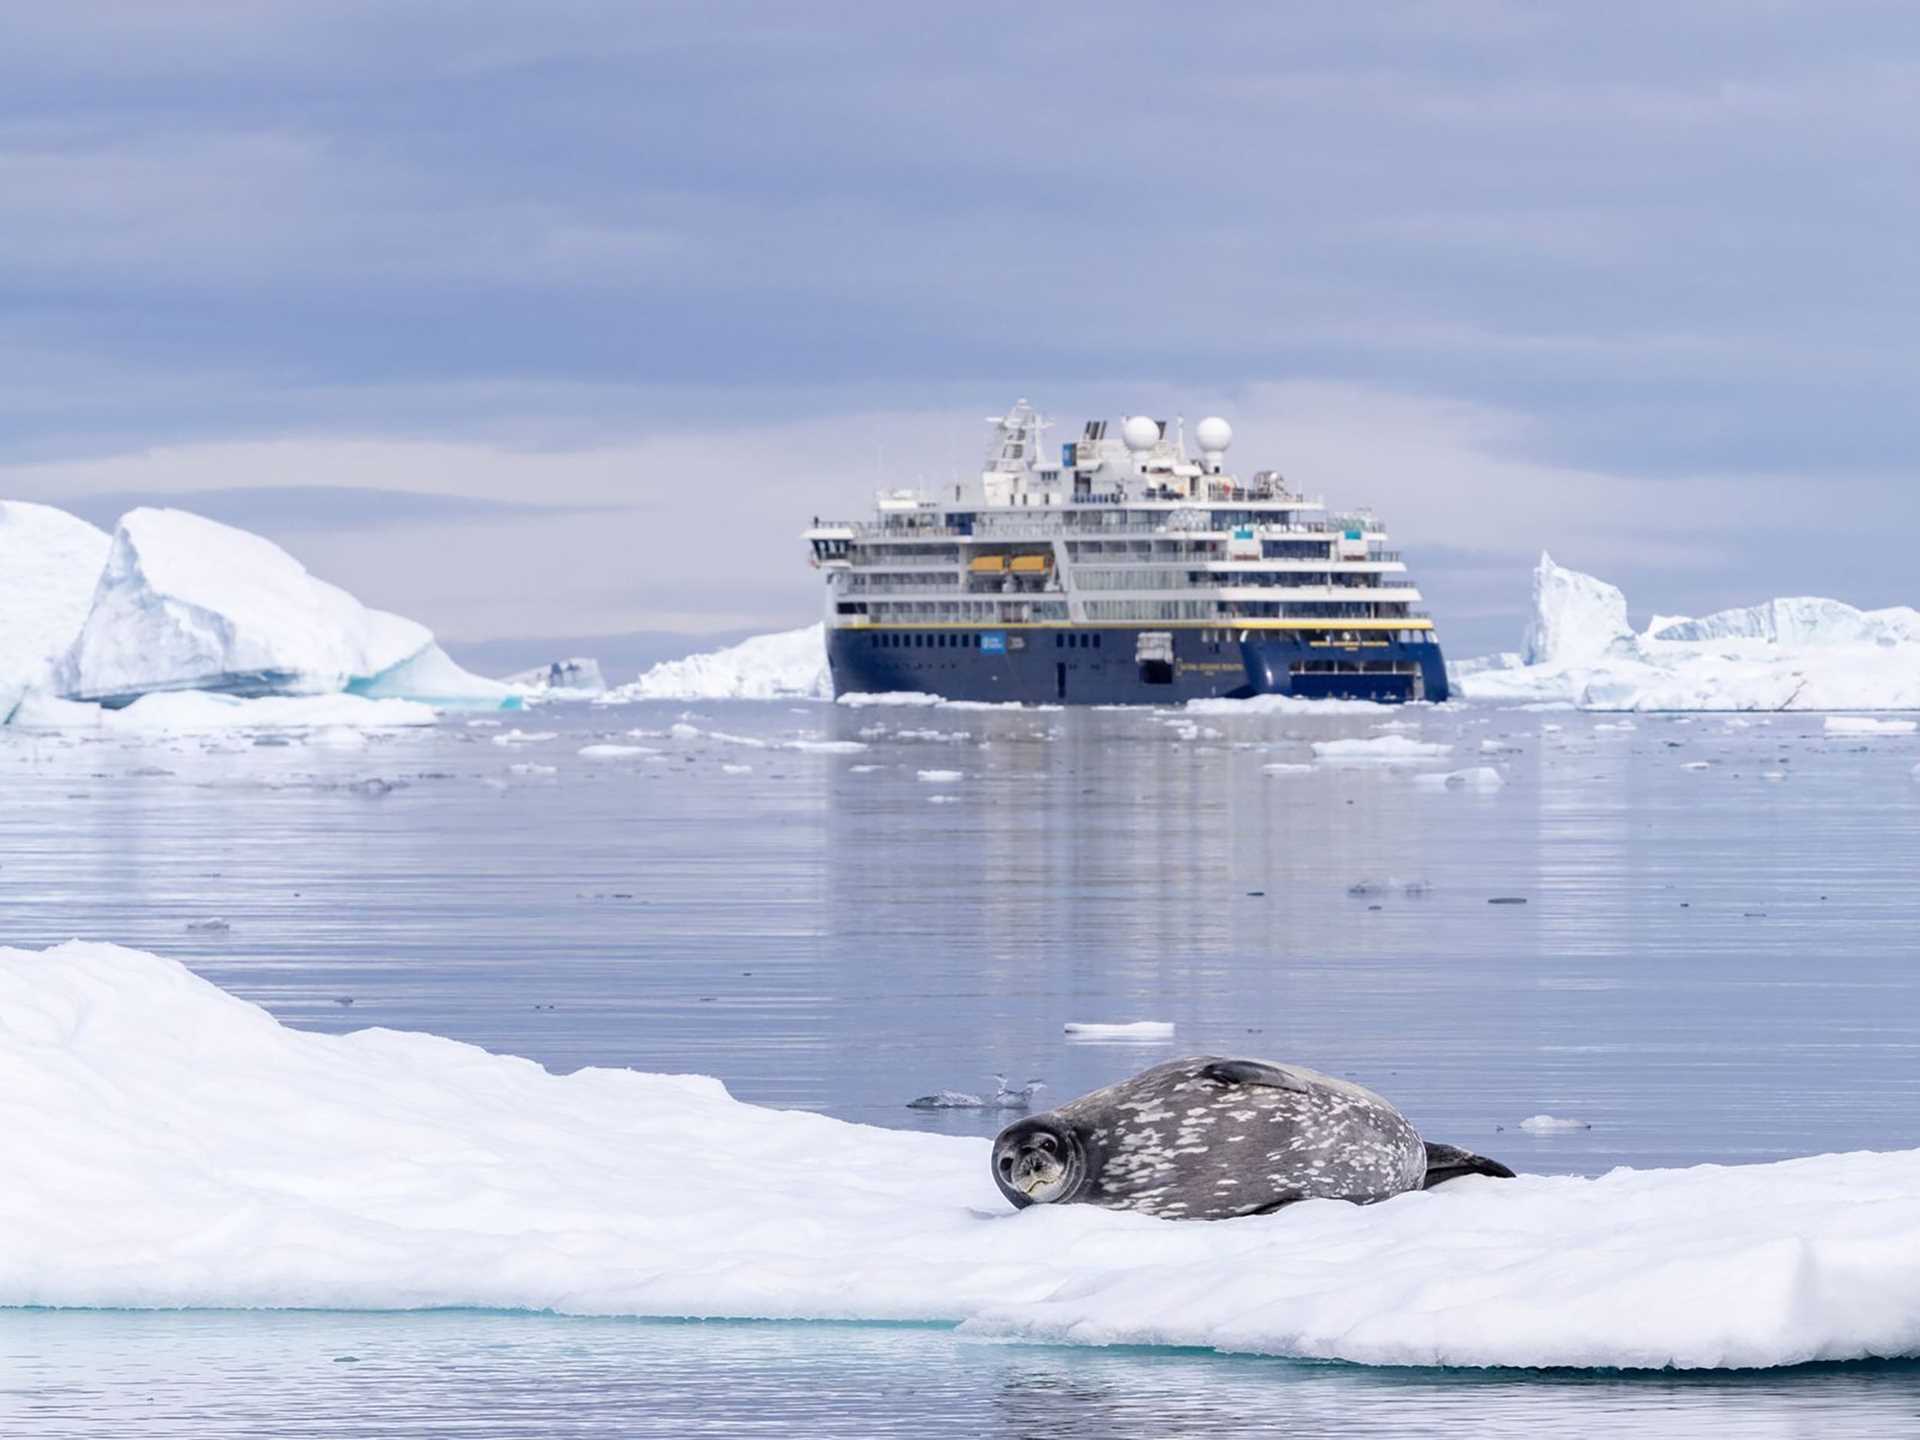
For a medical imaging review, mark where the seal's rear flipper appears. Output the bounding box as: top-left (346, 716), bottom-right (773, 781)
top-left (1422, 1142), bottom-right (1515, 1187)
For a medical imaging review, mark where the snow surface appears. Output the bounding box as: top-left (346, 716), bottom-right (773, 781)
top-left (9, 941), bottom-right (1920, 1370)
top-left (49, 508), bottom-right (508, 710)
top-left (8, 691), bottom-right (437, 733)
top-left (0, 502), bottom-right (111, 723)
top-left (608, 625), bottom-right (830, 702)
top-left (1458, 552), bottom-right (1920, 712)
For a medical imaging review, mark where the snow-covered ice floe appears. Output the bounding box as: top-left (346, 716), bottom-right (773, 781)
top-left (1455, 552), bottom-right (1920, 712)
top-left (605, 625), bottom-right (831, 702)
top-left (9, 942), bottom-right (1920, 1370)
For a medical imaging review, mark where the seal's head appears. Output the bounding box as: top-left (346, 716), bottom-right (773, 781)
top-left (991, 1114), bottom-right (1088, 1208)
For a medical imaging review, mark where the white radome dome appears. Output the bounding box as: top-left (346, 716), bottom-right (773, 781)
top-left (1195, 416), bottom-right (1233, 453)
top-left (1121, 415), bottom-right (1161, 451)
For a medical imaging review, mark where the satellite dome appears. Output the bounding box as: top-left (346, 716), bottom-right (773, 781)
top-left (1195, 416), bottom-right (1233, 453)
top-left (1121, 415), bottom-right (1161, 451)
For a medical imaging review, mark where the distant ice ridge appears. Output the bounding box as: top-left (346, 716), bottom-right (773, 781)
top-left (606, 624), bottom-right (831, 702)
top-left (1455, 553), bottom-right (1920, 711)
top-left (0, 502), bottom-right (112, 723)
top-left (10, 941), bottom-right (1920, 1371)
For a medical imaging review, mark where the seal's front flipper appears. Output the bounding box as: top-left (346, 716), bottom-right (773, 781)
top-left (1421, 1142), bottom-right (1515, 1187)
top-left (1198, 1059), bottom-right (1310, 1093)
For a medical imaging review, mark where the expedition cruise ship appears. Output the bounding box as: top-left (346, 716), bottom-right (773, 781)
top-left (804, 401), bottom-right (1447, 705)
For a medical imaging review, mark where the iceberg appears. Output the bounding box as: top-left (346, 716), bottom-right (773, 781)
top-left (51, 508), bottom-right (512, 710)
top-left (1457, 553), bottom-right (1920, 712)
top-left (0, 501), bottom-right (111, 723)
top-left (8, 940), bottom-right (1920, 1371)
top-left (606, 624), bottom-right (831, 702)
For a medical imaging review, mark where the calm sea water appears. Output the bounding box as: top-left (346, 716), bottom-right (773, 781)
top-left (4, 698), bottom-right (1919, 1435)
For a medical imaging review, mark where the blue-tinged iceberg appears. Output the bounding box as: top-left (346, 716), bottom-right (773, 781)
top-left (0, 501), bottom-right (112, 723)
top-left (49, 507), bottom-right (515, 711)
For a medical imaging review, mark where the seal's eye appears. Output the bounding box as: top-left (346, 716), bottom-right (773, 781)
top-left (997, 1155), bottom-right (1013, 1176)
top-left (1036, 1135), bottom-right (1058, 1154)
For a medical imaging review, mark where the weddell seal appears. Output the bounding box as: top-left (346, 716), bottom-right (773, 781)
top-left (991, 1055), bottom-right (1512, 1220)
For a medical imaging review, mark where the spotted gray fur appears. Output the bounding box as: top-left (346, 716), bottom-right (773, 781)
top-left (991, 1055), bottom-right (1512, 1220)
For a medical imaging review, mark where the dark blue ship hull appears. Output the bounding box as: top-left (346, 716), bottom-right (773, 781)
top-left (829, 627), bottom-right (1448, 705)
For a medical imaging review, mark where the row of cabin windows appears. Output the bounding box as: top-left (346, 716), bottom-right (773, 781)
top-left (1054, 632), bottom-right (1102, 649)
top-left (869, 632), bottom-right (984, 650)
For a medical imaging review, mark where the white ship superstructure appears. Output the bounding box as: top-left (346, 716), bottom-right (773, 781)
top-left (806, 401), bottom-right (1446, 703)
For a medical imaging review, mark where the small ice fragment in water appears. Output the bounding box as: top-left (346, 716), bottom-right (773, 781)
top-left (1414, 767), bottom-right (1504, 790)
top-left (578, 743), bottom-right (654, 758)
top-left (1824, 716), bottom-right (1917, 735)
top-left (1063, 1020), bottom-right (1175, 1040)
top-left (1518, 1115), bottom-right (1592, 1133)
top-left (917, 769), bottom-right (964, 783)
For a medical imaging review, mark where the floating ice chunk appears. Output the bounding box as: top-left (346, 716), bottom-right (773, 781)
top-left (720, 763), bottom-right (754, 775)
top-left (848, 764), bottom-right (881, 774)
top-left (14, 943), bottom-right (1920, 1369)
top-left (1262, 762), bottom-right (1312, 775)
top-left (1682, 761), bottom-right (1712, 771)
top-left (1593, 720), bottom-right (1637, 732)
top-left (0, 501), bottom-right (111, 724)
top-left (1311, 735), bottom-right (1453, 762)
top-left (838, 691), bottom-right (943, 708)
top-left (917, 769), bottom-right (964, 783)
top-left (1185, 695), bottom-right (1392, 716)
top-left (788, 739), bottom-right (867, 754)
top-left (10, 690), bottom-right (436, 733)
top-left (607, 625), bottom-right (830, 701)
top-left (490, 729), bottom-right (558, 747)
top-left (306, 726), bottom-right (369, 750)
top-left (1518, 1115), bottom-right (1593, 1133)
top-left (1824, 716), bottom-right (1917, 735)
top-left (507, 762), bottom-right (557, 777)
top-left (1414, 767), bottom-right (1505, 790)
top-left (928, 793), bottom-right (959, 804)
top-left (578, 743), bottom-right (654, 758)
top-left (1062, 1021), bottom-right (1175, 1040)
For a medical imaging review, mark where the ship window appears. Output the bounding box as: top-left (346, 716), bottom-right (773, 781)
top-left (1094, 634), bottom-right (1102, 649)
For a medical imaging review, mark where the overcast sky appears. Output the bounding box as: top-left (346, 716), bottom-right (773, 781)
top-left (6, 1), bottom-right (1920, 660)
